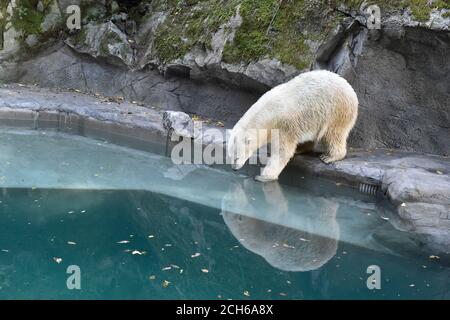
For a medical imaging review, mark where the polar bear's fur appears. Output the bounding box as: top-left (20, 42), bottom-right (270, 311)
top-left (228, 70), bottom-right (358, 182)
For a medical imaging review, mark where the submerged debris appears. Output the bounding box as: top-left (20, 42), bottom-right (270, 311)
top-left (53, 257), bottom-right (63, 264)
top-left (131, 250), bottom-right (146, 255)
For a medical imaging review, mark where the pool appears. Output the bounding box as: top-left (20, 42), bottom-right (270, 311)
top-left (0, 128), bottom-right (449, 299)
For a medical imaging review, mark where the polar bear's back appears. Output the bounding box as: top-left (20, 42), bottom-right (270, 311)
top-left (284, 70), bottom-right (357, 110)
top-left (248, 70), bottom-right (358, 132)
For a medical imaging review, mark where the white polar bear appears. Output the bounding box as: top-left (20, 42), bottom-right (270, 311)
top-left (227, 70), bottom-right (358, 182)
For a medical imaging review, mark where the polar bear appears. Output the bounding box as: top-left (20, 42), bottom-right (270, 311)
top-left (221, 180), bottom-right (340, 272)
top-left (227, 70), bottom-right (358, 182)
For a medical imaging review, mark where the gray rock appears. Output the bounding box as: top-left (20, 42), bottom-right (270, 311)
top-left (1, 2), bottom-right (449, 157)
top-left (25, 35), bottom-right (40, 48)
top-left (394, 202), bottom-right (450, 251)
top-left (65, 21), bottom-right (134, 67)
top-left (41, 0), bottom-right (62, 32)
top-left (3, 44), bottom-right (258, 126)
top-left (163, 111), bottom-right (194, 138)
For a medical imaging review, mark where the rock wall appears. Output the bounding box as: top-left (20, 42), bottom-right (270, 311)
top-left (0, 0), bottom-right (449, 154)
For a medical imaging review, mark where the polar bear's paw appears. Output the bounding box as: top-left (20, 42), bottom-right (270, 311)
top-left (255, 175), bottom-right (279, 183)
top-left (319, 154), bottom-right (335, 164)
top-left (320, 153), bottom-right (344, 164)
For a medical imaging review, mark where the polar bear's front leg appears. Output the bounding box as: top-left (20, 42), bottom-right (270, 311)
top-left (255, 141), bottom-right (297, 182)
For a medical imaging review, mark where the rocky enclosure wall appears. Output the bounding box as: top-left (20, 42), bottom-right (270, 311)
top-left (0, 0), bottom-right (449, 155)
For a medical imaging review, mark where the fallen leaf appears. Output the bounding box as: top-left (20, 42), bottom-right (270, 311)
top-left (191, 253), bottom-right (201, 258)
top-left (67, 241), bottom-right (76, 245)
top-left (243, 291), bottom-right (250, 297)
top-left (162, 280), bottom-right (170, 288)
top-left (149, 275), bottom-right (156, 280)
top-left (201, 269), bottom-right (209, 273)
top-left (53, 257), bottom-right (63, 264)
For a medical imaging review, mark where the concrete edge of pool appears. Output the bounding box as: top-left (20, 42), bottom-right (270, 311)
top-left (0, 83), bottom-right (449, 249)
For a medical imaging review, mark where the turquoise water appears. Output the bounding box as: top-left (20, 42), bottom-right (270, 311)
top-left (0, 129), bottom-right (449, 299)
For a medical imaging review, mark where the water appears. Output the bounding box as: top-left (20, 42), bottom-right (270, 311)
top-left (0, 129), bottom-right (449, 299)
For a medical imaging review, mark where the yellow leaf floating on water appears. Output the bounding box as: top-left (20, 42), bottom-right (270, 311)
top-left (201, 269), bottom-right (209, 273)
top-left (243, 291), bottom-right (250, 297)
top-left (162, 280), bottom-right (170, 288)
top-left (149, 275), bottom-right (156, 280)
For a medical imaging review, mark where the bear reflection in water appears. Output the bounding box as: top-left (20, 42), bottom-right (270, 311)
top-left (221, 180), bottom-right (340, 272)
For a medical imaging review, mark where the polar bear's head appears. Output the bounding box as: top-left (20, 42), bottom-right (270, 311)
top-left (227, 128), bottom-right (257, 171)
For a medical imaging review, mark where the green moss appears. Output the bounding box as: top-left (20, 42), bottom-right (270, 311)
top-left (151, 0), bottom-right (345, 69)
top-left (152, 0), bottom-right (238, 63)
top-left (341, 0), bottom-right (450, 22)
top-left (71, 27), bottom-right (87, 45)
top-left (10, 0), bottom-right (45, 35)
top-left (100, 30), bottom-right (124, 56)
top-left (223, 0), bottom-right (333, 69)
